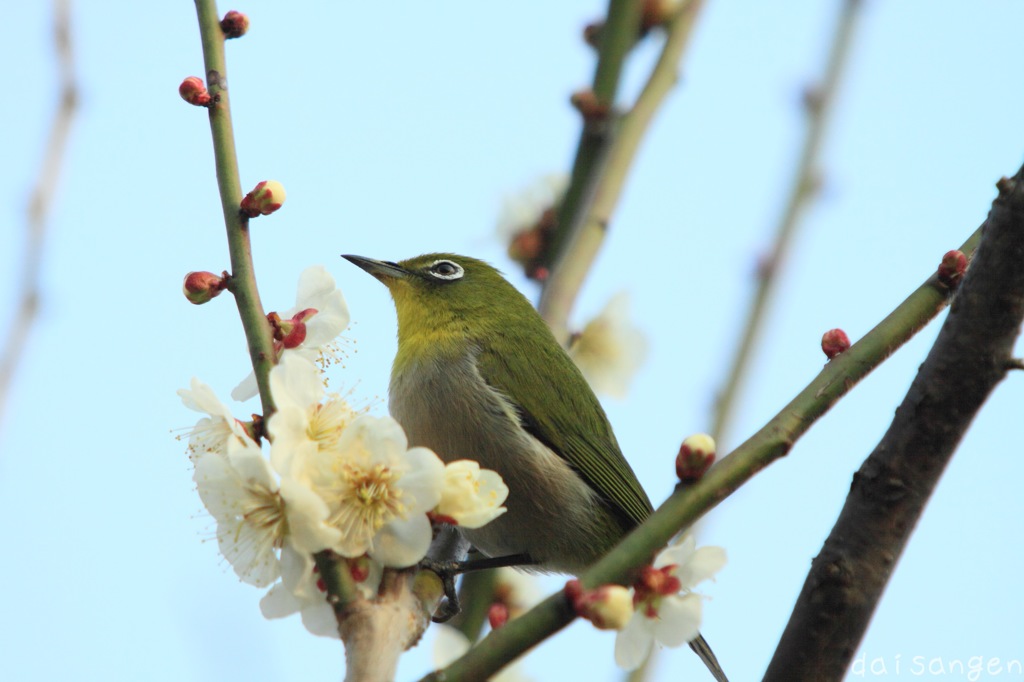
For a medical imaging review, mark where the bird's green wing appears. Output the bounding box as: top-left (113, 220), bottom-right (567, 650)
top-left (476, 338), bottom-right (653, 527)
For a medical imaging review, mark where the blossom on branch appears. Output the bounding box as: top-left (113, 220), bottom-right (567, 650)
top-left (569, 292), bottom-right (648, 398)
top-left (232, 265), bottom-right (350, 401)
top-left (614, 534), bottom-right (726, 670)
top-left (434, 460), bottom-right (509, 528)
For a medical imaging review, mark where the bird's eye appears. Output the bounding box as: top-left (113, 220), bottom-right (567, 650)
top-left (427, 260), bottom-right (464, 281)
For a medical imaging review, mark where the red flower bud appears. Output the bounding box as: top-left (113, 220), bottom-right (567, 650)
top-left (183, 271), bottom-right (226, 304)
top-left (179, 77), bottom-right (211, 107)
top-left (937, 249), bottom-right (967, 288)
top-left (676, 433), bottom-right (716, 484)
top-left (240, 180), bottom-right (287, 217)
top-left (488, 602), bottom-right (509, 630)
top-left (348, 556), bottom-right (371, 584)
top-left (220, 10), bottom-right (250, 39)
top-left (821, 328), bottom-right (851, 360)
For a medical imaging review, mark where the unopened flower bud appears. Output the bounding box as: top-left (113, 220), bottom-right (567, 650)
top-left (240, 180), bottom-right (287, 217)
top-left (821, 328), bottom-right (851, 360)
top-left (183, 270), bottom-right (226, 304)
top-left (220, 10), bottom-right (250, 39)
top-left (676, 433), bottom-right (716, 483)
top-left (583, 22), bottom-right (604, 48)
top-left (488, 602), bottom-right (509, 630)
top-left (937, 249), bottom-right (967, 289)
top-left (566, 579), bottom-right (633, 631)
top-left (570, 89), bottom-right (610, 123)
top-left (640, 0), bottom-right (673, 33)
top-left (179, 76), bottom-right (211, 107)
top-left (348, 556), bottom-right (372, 584)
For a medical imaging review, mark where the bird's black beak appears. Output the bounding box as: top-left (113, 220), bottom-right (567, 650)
top-left (341, 255), bottom-right (410, 282)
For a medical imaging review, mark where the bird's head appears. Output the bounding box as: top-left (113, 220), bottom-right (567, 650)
top-left (342, 253), bottom-right (534, 351)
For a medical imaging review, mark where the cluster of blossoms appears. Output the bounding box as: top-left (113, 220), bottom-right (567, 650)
top-left (179, 267), bottom-right (509, 636)
top-left (569, 534), bottom-right (726, 671)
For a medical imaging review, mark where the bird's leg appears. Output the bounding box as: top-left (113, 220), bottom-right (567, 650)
top-left (420, 552), bottom-right (537, 623)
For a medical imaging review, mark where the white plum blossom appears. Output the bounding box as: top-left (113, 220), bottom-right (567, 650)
top-left (267, 353), bottom-right (359, 477)
top-left (301, 414), bottom-right (446, 567)
top-left (435, 460), bottom-right (509, 528)
top-left (232, 265), bottom-right (350, 401)
top-left (614, 535), bottom-right (726, 671)
top-left (192, 421), bottom-right (341, 587)
top-left (569, 292), bottom-right (648, 399)
top-left (496, 173), bottom-right (569, 241)
top-left (178, 377), bottom-right (251, 458)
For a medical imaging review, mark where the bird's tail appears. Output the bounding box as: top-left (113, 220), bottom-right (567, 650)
top-left (689, 632), bottom-right (729, 682)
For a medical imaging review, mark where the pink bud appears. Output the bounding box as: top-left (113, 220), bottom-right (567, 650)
top-left (183, 271), bottom-right (226, 304)
top-left (937, 249), bottom-right (967, 288)
top-left (566, 579), bottom-right (634, 631)
top-left (179, 76), bottom-right (211, 107)
top-left (348, 556), bottom-right (371, 584)
top-left (821, 328), bottom-right (851, 360)
top-left (676, 433), bottom-right (716, 484)
top-left (488, 602), bottom-right (509, 630)
top-left (240, 180), bottom-right (287, 217)
top-left (220, 10), bottom-right (250, 39)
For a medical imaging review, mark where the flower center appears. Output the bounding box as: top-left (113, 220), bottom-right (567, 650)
top-left (307, 399), bottom-right (354, 453)
top-left (330, 463), bottom-right (407, 545)
top-left (242, 482), bottom-right (288, 550)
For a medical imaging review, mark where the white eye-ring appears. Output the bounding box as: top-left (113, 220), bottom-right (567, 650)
top-left (427, 259), bottom-right (464, 281)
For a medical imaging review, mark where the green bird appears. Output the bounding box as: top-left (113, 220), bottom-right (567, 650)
top-left (343, 253), bottom-right (726, 681)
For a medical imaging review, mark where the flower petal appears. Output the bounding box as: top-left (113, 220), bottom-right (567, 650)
top-left (654, 534), bottom-right (696, 570)
top-left (396, 446), bottom-right (446, 513)
top-left (614, 612), bottom-right (655, 670)
top-left (231, 371), bottom-right (259, 402)
top-left (673, 546), bottom-right (727, 588)
top-left (270, 353), bottom-right (323, 410)
top-left (652, 593), bottom-right (702, 648)
top-left (371, 513), bottom-right (432, 568)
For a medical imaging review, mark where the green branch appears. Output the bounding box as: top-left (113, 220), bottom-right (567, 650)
top-left (193, 0), bottom-right (277, 416)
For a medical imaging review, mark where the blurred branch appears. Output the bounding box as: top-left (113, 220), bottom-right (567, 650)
top-left (193, 0), bottom-right (277, 416)
top-left (765, 170), bottom-right (1024, 679)
top-left (423, 219), bottom-right (983, 682)
top-left (541, 0), bottom-right (704, 344)
top-left (538, 0), bottom-right (644, 343)
top-left (0, 0), bottom-right (78, 429)
top-left (711, 0), bottom-right (864, 447)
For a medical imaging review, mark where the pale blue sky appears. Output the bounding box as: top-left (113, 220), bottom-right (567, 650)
top-left (2, 2), bottom-right (1023, 681)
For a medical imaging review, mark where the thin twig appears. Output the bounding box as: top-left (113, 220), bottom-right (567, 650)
top-left (193, 0), bottom-right (277, 417)
top-left (0, 0), bottom-right (78, 430)
top-left (421, 219), bottom-right (983, 682)
top-left (711, 0), bottom-right (864, 447)
top-left (540, 0), bottom-right (704, 343)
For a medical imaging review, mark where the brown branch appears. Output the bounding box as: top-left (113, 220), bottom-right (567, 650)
top-left (0, 0), bottom-right (78, 429)
top-left (765, 166), bottom-right (1024, 680)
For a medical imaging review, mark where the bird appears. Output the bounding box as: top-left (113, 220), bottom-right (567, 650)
top-left (343, 253), bottom-right (727, 681)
